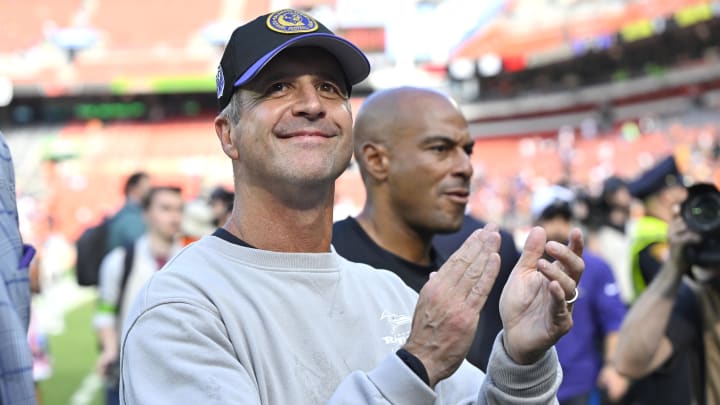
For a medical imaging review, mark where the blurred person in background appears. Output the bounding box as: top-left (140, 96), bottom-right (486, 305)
top-left (586, 177), bottom-right (634, 305)
top-left (94, 186), bottom-right (183, 405)
top-left (532, 185), bottom-right (629, 405)
top-left (624, 155), bottom-right (693, 404)
top-left (0, 131), bottom-right (37, 404)
top-left (180, 197), bottom-right (214, 246)
top-left (106, 172), bottom-right (151, 252)
top-left (615, 186), bottom-right (720, 405)
top-left (332, 86), bottom-right (518, 371)
top-left (209, 186), bottom-right (233, 227)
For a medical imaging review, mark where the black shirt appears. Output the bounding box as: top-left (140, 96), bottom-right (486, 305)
top-left (665, 281), bottom-right (708, 405)
top-left (213, 228), bottom-right (255, 249)
top-left (332, 217), bottom-right (442, 292)
top-left (638, 243), bottom-right (663, 285)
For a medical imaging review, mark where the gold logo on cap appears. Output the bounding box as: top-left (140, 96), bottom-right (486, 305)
top-left (267, 9), bottom-right (319, 34)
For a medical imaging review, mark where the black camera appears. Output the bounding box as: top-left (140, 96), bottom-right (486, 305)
top-left (680, 183), bottom-right (720, 267)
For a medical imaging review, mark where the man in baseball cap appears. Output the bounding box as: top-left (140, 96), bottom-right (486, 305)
top-left (120, 9), bottom-right (583, 404)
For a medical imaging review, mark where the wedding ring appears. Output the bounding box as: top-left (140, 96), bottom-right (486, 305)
top-left (565, 287), bottom-right (579, 304)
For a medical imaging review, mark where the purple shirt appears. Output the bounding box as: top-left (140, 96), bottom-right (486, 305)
top-left (556, 252), bottom-right (627, 401)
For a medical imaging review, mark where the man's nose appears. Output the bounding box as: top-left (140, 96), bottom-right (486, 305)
top-left (291, 83), bottom-right (326, 120)
top-left (453, 149), bottom-right (473, 181)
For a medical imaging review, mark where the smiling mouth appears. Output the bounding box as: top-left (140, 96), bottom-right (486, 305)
top-left (276, 130), bottom-right (334, 139)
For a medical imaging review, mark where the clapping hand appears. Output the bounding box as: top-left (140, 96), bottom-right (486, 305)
top-left (500, 227), bottom-right (585, 364)
top-left (403, 223), bottom-right (502, 387)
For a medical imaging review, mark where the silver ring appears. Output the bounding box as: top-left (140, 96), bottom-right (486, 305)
top-left (565, 287), bottom-right (579, 304)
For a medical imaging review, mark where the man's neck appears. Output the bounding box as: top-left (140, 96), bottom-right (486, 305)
top-left (147, 231), bottom-right (174, 259)
top-left (126, 194), bottom-right (141, 206)
top-left (226, 183), bottom-right (334, 253)
top-left (645, 202), bottom-right (671, 223)
top-left (355, 206), bottom-right (433, 266)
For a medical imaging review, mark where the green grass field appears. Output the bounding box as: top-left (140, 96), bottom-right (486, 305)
top-left (39, 301), bottom-right (103, 405)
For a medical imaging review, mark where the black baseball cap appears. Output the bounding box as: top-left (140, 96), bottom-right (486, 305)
top-left (629, 155), bottom-right (684, 200)
top-left (216, 9), bottom-right (371, 110)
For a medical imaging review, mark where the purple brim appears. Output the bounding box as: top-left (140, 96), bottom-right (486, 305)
top-left (233, 33), bottom-right (370, 88)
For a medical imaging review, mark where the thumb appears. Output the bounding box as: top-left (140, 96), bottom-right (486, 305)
top-left (597, 369), bottom-right (607, 386)
top-left (514, 227), bottom-right (547, 274)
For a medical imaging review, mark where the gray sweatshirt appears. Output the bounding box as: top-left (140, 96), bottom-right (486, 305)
top-left (120, 235), bottom-right (561, 404)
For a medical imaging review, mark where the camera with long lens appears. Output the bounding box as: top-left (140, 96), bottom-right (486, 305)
top-left (680, 183), bottom-right (720, 267)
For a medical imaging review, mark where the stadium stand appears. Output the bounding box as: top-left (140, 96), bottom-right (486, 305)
top-left (92, 0), bottom-right (221, 50)
top-left (453, 0), bottom-right (709, 60)
top-left (0, 0), bottom-right (84, 52)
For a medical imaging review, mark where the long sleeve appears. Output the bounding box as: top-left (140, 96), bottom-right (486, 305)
top-left (120, 301), bottom-right (262, 404)
top-left (94, 248), bottom-right (125, 329)
top-left (0, 133), bottom-right (36, 405)
top-left (330, 332), bottom-right (561, 404)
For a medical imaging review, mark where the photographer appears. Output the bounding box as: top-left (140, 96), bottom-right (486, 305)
top-left (614, 183), bottom-right (720, 405)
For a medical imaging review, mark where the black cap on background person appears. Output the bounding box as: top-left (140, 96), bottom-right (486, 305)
top-left (629, 155), bottom-right (685, 200)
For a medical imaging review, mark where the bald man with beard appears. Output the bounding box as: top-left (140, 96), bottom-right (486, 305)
top-left (332, 87), bottom-right (517, 370)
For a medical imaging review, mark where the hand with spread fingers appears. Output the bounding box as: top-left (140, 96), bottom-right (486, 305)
top-left (500, 227), bottom-right (585, 365)
top-left (403, 223), bottom-right (502, 387)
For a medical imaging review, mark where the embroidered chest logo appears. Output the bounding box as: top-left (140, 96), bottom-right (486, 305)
top-left (380, 310), bottom-right (411, 347)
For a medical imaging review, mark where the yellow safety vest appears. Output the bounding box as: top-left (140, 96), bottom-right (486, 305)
top-left (629, 216), bottom-right (668, 301)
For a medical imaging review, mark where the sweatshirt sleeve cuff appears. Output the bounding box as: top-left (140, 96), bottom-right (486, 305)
top-left (486, 331), bottom-right (561, 399)
top-left (93, 313), bottom-right (116, 330)
top-left (367, 352), bottom-right (436, 405)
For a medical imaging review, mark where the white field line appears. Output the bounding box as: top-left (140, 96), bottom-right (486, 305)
top-left (69, 372), bottom-right (103, 405)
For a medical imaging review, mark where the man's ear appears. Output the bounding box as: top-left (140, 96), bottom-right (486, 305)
top-left (358, 142), bottom-right (390, 182)
top-left (214, 115), bottom-right (239, 160)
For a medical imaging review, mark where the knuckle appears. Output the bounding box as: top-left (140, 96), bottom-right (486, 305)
top-left (463, 264), bottom-right (482, 280)
top-left (469, 282), bottom-right (489, 298)
top-left (420, 284), bottom-right (440, 302)
top-left (447, 255), bottom-right (473, 268)
top-left (576, 259), bottom-right (586, 274)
